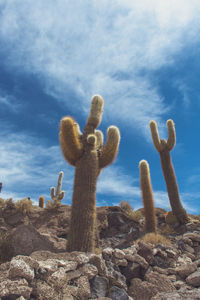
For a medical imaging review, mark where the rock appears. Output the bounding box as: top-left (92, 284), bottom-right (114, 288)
top-left (90, 275), bottom-right (109, 298)
top-left (8, 256), bottom-right (35, 281)
top-left (145, 272), bottom-right (175, 292)
top-left (113, 248), bottom-right (125, 259)
top-left (175, 262), bottom-right (197, 279)
top-left (7, 224), bottom-right (63, 257)
top-left (108, 285), bottom-right (129, 300)
top-left (0, 278), bottom-right (32, 298)
top-left (137, 242), bottom-right (154, 264)
top-left (89, 253), bottom-right (108, 276)
top-left (128, 278), bottom-right (160, 300)
top-left (186, 270), bottom-right (200, 287)
top-left (183, 232), bottom-right (200, 242)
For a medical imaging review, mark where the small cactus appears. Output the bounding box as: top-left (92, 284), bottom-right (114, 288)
top-left (50, 171), bottom-right (65, 205)
top-left (39, 196), bottom-right (45, 208)
top-left (139, 160), bottom-right (157, 233)
top-left (60, 95), bottom-right (120, 252)
top-left (149, 120), bottom-right (188, 224)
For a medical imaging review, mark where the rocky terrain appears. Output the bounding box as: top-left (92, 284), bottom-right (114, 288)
top-left (0, 204), bottom-right (200, 299)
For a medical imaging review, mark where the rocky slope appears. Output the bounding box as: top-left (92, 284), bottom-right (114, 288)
top-left (0, 204), bottom-right (200, 299)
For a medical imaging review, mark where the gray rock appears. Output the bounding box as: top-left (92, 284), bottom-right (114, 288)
top-left (186, 270), bottom-right (200, 287)
top-left (108, 286), bottom-right (129, 300)
top-left (90, 275), bottom-right (109, 298)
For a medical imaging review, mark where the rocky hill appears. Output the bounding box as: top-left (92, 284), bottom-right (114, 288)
top-left (0, 203), bottom-right (200, 299)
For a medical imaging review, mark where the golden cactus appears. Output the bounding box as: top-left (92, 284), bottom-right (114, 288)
top-left (139, 160), bottom-right (157, 233)
top-left (60, 95), bottom-right (120, 252)
top-left (39, 196), bottom-right (45, 208)
top-left (149, 120), bottom-right (188, 224)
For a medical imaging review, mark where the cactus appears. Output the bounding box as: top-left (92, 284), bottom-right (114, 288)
top-left (59, 95), bottom-right (120, 252)
top-left (50, 171), bottom-right (65, 205)
top-left (149, 119), bottom-right (188, 224)
top-left (139, 160), bottom-right (157, 233)
top-left (39, 196), bottom-right (45, 208)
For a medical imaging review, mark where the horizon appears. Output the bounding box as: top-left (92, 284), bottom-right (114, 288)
top-left (0, 1), bottom-right (200, 214)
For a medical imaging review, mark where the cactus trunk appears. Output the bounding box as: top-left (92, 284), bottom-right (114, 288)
top-left (139, 160), bottom-right (157, 233)
top-left (67, 151), bottom-right (99, 252)
top-left (159, 149), bottom-right (188, 224)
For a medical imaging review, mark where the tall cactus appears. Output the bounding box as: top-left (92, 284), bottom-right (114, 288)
top-left (59, 95), bottom-right (120, 252)
top-left (50, 171), bottom-right (65, 204)
top-left (149, 120), bottom-right (188, 224)
top-left (139, 160), bottom-right (157, 233)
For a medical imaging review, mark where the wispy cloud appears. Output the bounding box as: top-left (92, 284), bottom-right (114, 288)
top-left (0, 131), bottom-right (74, 204)
top-left (1, 1), bottom-right (200, 136)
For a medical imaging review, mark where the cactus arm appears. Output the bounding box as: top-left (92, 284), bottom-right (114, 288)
top-left (149, 120), bottom-right (161, 152)
top-left (166, 119), bottom-right (176, 151)
top-left (139, 160), bottom-right (157, 233)
top-left (50, 187), bottom-right (56, 200)
top-left (86, 95), bottom-right (104, 129)
top-left (95, 130), bottom-right (104, 148)
top-left (59, 116), bottom-right (83, 166)
top-left (99, 126), bottom-right (120, 169)
top-left (56, 172), bottom-right (63, 195)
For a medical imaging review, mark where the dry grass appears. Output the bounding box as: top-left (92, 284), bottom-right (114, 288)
top-left (128, 210), bottom-right (143, 222)
top-left (136, 232), bottom-right (171, 246)
top-left (15, 198), bottom-right (33, 214)
top-left (119, 200), bottom-right (133, 213)
top-left (0, 198), bottom-right (16, 210)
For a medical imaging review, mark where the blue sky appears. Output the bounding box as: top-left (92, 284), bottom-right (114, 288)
top-left (0, 0), bottom-right (200, 214)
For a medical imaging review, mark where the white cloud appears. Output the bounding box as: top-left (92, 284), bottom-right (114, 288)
top-left (1, 0), bottom-right (200, 136)
top-left (0, 131), bottom-right (74, 204)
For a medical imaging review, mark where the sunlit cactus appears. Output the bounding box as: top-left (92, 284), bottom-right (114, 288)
top-left (50, 171), bottom-right (65, 204)
top-left (60, 95), bottom-right (120, 252)
top-left (39, 195), bottom-right (45, 208)
top-left (149, 119), bottom-right (188, 224)
top-left (139, 160), bottom-right (157, 233)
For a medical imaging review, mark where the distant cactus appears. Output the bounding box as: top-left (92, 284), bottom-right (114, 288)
top-left (139, 160), bottom-right (157, 233)
top-left (15, 198), bottom-right (33, 215)
top-left (50, 171), bottom-right (65, 205)
top-left (39, 196), bottom-right (45, 208)
top-left (60, 95), bottom-right (120, 252)
top-left (150, 120), bottom-right (188, 224)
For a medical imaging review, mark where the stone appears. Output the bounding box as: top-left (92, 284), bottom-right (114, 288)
top-left (108, 285), bottom-right (129, 300)
top-left (183, 232), bottom-right (200, 242)
top-left (0, 278), bottom-right (32, 298)
top-left (137, 242), bottom-right (154, 264)
top-left (113, 248), bottom-right (125, 259)
top-left (8, 256), bottom-right (35, 281)
top-left (186, 270), bottom-right (200, 287)
top-left (89, 253), bottom-right (108, 276)
top-left (175, 262), bottom-right (197, 279)
top-left (90, 275), bottom-right (109, 298)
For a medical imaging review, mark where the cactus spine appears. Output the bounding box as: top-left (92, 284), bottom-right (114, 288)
top-left (59, 95), bottom-right (120, 252)
top-left (50, 171), bottom-right (65, 204)
top-left (39, 196), bottom-right (45, 208)
top-left (139, 160), bottom-right (157, 233)
top-left (149, 120), bottom-right (188, 224)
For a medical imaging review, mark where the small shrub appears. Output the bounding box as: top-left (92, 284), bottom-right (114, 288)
top-left (119, 200), bottom-right (133, 213)
top-left (136, 232), bottom-right (171, 246)
top-left (128, 210), bottom-right (143, 222)
top-left (0, 198), bottom-right (6, 209)
top-left (15, 198), bottom-right (33, 214)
